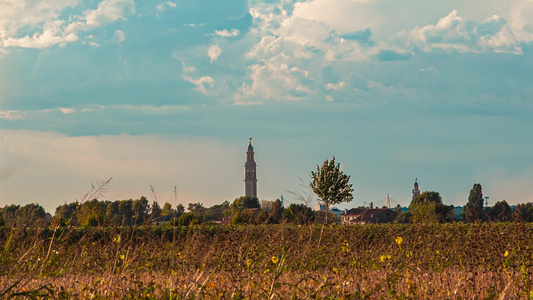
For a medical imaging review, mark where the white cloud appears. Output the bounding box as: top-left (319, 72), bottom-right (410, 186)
top-left (291, 0), bottom-right (375, 35)
top-left (0, 1), bottom-right (79, 49)
top-left (67, 0), bottom-right (135, 32)
top-left (156, 1), bottom-right (176, 12)
top-left (0, 0), bottom-right (134, 50)
top-left (183, 76), bottom-right (214, 94)
top-left (401, 10), bottom-right (533, 54)
top-left (246, 36), bottom-right (282, 59)
top-left (214, 29), bottom-right (240, 37)
top-left (3, 31), bottom-right (78, 48)
top-left (112, 30), bottom-right (126, 43)
top-left (182, 65), bottom-right (197, 73)
top-left (86, 0), bottom-right (134, 26)
top-left (234, 54), bottom-right (312, 104)
top-left (0, 110), bottom-right (27, 121)
top-left (326, 81), bottom-right (346, 91)
top-left (59, 108), bottom-right (76, 114)
top-left (100, 104), bottom-right (189, 113)
top-left (241, 0), bottom-right (533, 99)
top-left (0, 105), bottom-right (191, 122)
top-left (208, 44), bottom-right (222, 62)
top-left (325, 95), bottom-right (334, 102)
top-left (184, 23), bottom-right (205, 27)
top-left (0, 108), bottom-right (72, 120)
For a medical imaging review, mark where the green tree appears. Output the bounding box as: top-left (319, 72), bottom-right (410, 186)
top-left (117, 200), bottom-right (133, 226)
top-left (463, 183), bottom-right (484, 222)
top-left (188, 202), bottom-right (205, 213)
top-left (162, 202), bottom-right (174, 216)
top-left (187, 202), bottom-right (206, 223)
top-left (409, 191), bottom-right (454, 223)
top-left (78, 199), bottom-right (107, 227)
top-left (512, 203), bottom-right (533, 222)
top-left (132, 196), bottom-right (149, 225)
top-left (53, 202), bottom-right (79, 226)
top-left (150, 201), bottom-right (162, 220)
top-left (177, 212), bottom-right (199, 226)
top-left (105, 201), bottom-right (121, 225)
top-left (310, 156), bottom-right (353, 224)
top-left (231, 196), bottom-right (260, 212)
top-left (176, 204), bottom-right (185, 215)
top-left (231, 210), bottom-right (256, 225)
top-left (487, 200), bottom-right (512, 222)
top-left (203, 201), bottom-right (230, 222)
top-left (395, 211), bottom-right (412, 224)
top-left (1, 205), bottom-right (19, 227)
top-left (268, 199), bottom-right (284, 224)
top-left (281, 203), bottom-right (314, 224)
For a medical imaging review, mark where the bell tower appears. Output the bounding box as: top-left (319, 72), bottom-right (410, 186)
top-left (412, 178), bottom-right (421, 200)
top-left (244, 137), bottom-right (257, 197)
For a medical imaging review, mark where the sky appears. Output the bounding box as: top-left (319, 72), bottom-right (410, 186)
top-left (1, 0), bottom-right (533, 213)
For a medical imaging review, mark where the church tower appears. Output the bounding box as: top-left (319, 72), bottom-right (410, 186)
top-left (412, 178), bottom-right (421, 200)
top-left (244, 138), bottom-right (257, 198)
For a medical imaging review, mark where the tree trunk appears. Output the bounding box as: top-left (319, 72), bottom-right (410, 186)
top-left (325, 203), bottom-right (329, 225)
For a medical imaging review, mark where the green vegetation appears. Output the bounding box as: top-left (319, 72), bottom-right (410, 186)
top-left (5, 175), bottom-right (533, 298)
top-left (408, 191), bottom-right (455, 223)
top-left (310, 156), bottom-right (354, 224)
top-left (2, 223), bottom-right (533, 298)
top-left (463, 183), bottom-right (485, 222)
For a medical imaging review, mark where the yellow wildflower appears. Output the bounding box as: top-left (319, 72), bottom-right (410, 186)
top-left (271, 256), bottom-right (279, 264)
top-left (504, 250), bottom-right (509, 257)
top-left (395, 236), bottom-right (403, 245)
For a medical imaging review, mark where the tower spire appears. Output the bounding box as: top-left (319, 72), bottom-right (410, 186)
top-left (244, 138), bottom-right (257, 198)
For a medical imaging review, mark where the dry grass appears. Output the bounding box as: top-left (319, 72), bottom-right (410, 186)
top-left (1, 223), bottom-right (533, 299)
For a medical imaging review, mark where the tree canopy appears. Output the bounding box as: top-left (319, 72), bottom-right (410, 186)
top-left (310, 156), bottom-right (353, 224)
top-left (463, 183), bottom-right (484, 222)
top-left (409, 191), bottom-right (455, 223)
top-left (487, 200), bottom-right (512, 222)
top-left (231, 196), bottom-right (260, 211)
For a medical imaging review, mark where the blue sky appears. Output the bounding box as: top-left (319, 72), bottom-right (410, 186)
top-left (1, 0), bottom-right (533, 213)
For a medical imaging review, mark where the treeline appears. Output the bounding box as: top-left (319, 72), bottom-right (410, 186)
top-left (3, 183), bottom-right (533, 227)
top-left (0, 203), bottom-right (51, 227)
top-left (398, 183), bottom-right (533, 223)
top-left (0, 196), bottom-right (332, 228)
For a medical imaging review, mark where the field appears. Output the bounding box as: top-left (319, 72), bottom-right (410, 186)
top-left (1, 223), bottom-right (533, 299)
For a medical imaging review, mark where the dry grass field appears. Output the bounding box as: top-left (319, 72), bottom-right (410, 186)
top-left (1, 223), bottom-right (533, 299)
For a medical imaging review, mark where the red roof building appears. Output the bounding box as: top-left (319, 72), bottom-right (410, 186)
top-left (340, 208), bottom-right (397, 224)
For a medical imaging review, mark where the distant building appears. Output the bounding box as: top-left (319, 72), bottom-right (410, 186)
top-left (313, 202), bottom-right (326, 212)
top-left (341, 208), bottom-right (397, 224)
top-left (412, 178), bottom-right (421, 200)
top-left (314, 202), bottom-right (343, 221)
top-left (244, 138), bottom-right (258, 198)
top-left (150, 215), bottom-right (173, 225)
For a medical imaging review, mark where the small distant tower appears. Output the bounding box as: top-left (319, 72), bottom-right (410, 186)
top-left (385, 194), bottom-right (391, 208)
top-left (412, 178), bottom-right (421, 200)
top-left (244, 137), bottom-right (257, 198)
